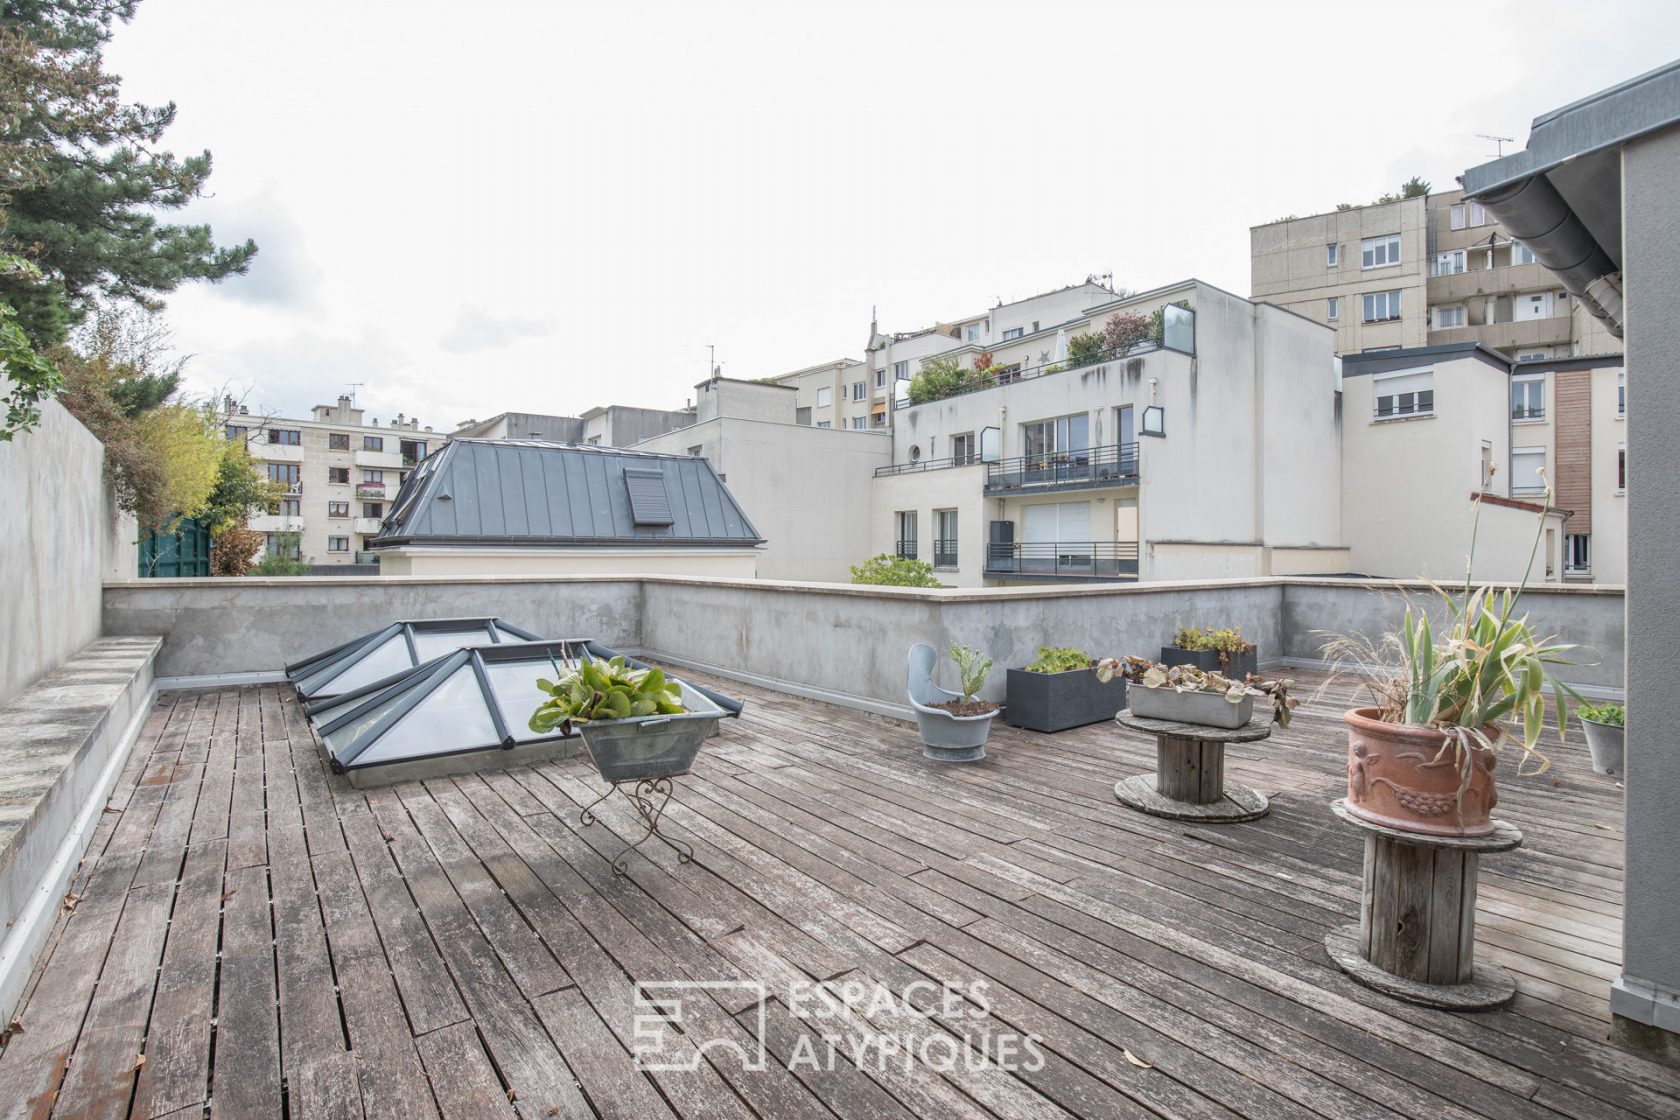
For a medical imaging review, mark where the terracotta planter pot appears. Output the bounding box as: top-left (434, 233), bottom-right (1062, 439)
top-left (1343, 707), bottom-right (1500, 837)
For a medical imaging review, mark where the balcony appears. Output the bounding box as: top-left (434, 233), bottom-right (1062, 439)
top-left (894, 539), bottom-right (918, 561)
top-left (355, 482), bottom-right (387, 499)
top-left (874, 453), bottom-right (984, 478)
top-left (355, 448), bottom-right (405, 470)
top-left (1429, 315), bottom-right (1572, 352)
top-left (985, 443), bottom-right (1138, 494)
top-left (932, 538), bottom-right (958, 568)
top-left (354, 517), bottom-right (384, 535)
top-left (1426, 261), bottom-right (1555, 303)
top-left (247, 513), bottom-right (303, 533)
top-left (984, 540), bottom-right (1140, 581)
top-left (259, 441), bottom-right (304, 463)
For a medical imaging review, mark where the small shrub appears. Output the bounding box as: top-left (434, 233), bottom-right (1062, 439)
top-left (850, 554), bottom-right (941, 588)
top-left (1065, 332), bottom-right (1105, 368)
top-left (1578, 702), bottom-right (1624, 727)
top-left (211, 526), bottom-right (264, 577)
top-left (1174, 626), bottom-right (1254, 654)
top-left (1101, 311), bottom-right (1151, 354)
top-left (1026, 646), bottom-right (1094, 674)
top-left (906, 356), bottom-right (966, 404)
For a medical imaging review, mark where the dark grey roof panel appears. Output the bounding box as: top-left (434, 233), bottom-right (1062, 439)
top-left (370, 439), bottom-right (763, 549)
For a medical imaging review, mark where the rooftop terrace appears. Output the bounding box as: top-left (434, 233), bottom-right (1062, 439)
top-left (1, 667), bottom-right (1672, 1119)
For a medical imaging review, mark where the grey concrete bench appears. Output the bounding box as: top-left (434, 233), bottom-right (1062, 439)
top-left (0, 636), bottom-right (160, 1019)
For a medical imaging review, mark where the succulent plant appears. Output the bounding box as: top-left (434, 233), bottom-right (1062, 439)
top-left (529, 653), bottom-right (684, 734)
top-left (950, 644), bottom-right (993, 704)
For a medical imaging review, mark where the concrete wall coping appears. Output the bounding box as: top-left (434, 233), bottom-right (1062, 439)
top-left (103, 572), bottom-right (1629, 602)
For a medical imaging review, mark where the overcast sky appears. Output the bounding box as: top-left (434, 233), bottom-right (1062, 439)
top-left (105, 0), bottom-right (1679, 431)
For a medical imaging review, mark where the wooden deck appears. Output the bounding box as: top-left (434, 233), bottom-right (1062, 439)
top-left (1, 669), bottom-right (1675, 1119)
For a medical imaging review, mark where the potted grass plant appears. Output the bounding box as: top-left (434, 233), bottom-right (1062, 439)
top-left (1005, 645), bottom-right (1128, 733)
top-left (1577, 701), bottom-right (1624, 777)
top-left (1162, 626), bottom-right (1258, 680)
top-left (1325, 479), bottom-right (1579, 837)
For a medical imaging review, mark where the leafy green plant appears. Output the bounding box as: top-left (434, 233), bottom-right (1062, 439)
top-left (1098, 655), bottom-right (1297, 726)
top-left (529, 653), bottom-right (685, 734)
top-left (251, 552), bottom-right (310, 576)
top-left (950, 645), bottom-right (992, 704)
top-left (1025, 646), bottom-right (1094, 674)
top-left (1065, 332), bottom-right (1105, 369)
top-left (1578, 701), bottom-right (1624, 727)
top-left (1173, 626), bottom-right (1253, 655)
top-left (850, 554), bottom-right (941, 588)
top-left (906, 356), bottom-right (967, 404)
top-left (1, 258), bottom-right (62, 440)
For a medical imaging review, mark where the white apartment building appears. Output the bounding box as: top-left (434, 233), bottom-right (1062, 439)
top-left (228, 396), bottom-right (435, 566)
top-left (1341, 344), bottom-right (1627, 584)
top-left (871, 280), bottom-right (1350, 586)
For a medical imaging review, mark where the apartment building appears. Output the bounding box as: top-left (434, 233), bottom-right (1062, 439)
top-left (1251, 190), bottom-right (1621, 361)
top-left (1340, 344), bottom-right (1627, 584)
top-left (871, 280), bottom-right (1350, 586)
top-left (451, 404), bottom-right (695, 446)
top-left (229, 396), bottom-right (435, 566)
top-left (771, 279), bottom-right (1118, 431)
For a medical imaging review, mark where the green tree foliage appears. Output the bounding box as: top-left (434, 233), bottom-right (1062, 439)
top-left (209, 524), bottom-right (262, 577)
top-left (1065, 332), bottom-right (1105, 368)
top-left (0, 0), bottom-right (257, 348)
top-left (252, 530), bottom-right (309, 575)
top-left (906, 355), bottom-right (968, 404)
top-left (849, 554), bottom-right (942, 588)
top-left (1376, 176), bottom-right (1432, 204)
top-left (0, 255), bottom-right (60, 438)
top-left (201, 443), bottom-right (282, 537)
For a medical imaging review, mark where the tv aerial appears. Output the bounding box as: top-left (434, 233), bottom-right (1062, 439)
top-left (1478, 134), bottom-right (1515, 158)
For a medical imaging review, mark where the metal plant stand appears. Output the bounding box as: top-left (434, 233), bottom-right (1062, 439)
top-left (1323, 799), bottom-right (1522, 1010)
top-left (1112, 710), bottom-right (1273, 822)
top-left (579, 776), bottom-right (695, 876)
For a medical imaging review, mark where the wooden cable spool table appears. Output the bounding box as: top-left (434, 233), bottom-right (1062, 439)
top-left (1112, 709), bottom-right (1273, 822)
top-left (1322, 798), bottom-right (1522, 1009)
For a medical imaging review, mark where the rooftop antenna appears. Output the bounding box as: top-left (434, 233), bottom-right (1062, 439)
top-left (1478, 133), bottom-right (1515, 158)
top-left (346, 382), bottom-right (364, 407)
top-left (707, 343), bottom-right (716, 379)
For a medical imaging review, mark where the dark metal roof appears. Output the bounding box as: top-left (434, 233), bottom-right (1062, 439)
top-left (369, 440), bottom-right (763, 549)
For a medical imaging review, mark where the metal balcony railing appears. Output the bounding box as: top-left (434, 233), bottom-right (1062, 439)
top-left (874, 452), bottom-right (981, 478)
top-left (933, 539), bottom-right (958, 568)
top-left (984, 540), bottom-right (1139, 579)
top-left (1512, 405), bottom-right (1545, 421)
top-left (895, 540), bottom-right (919, 561)
top-left (985, 443), bottom-right (1138, 493)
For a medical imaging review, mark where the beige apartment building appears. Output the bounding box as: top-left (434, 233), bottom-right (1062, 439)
top-left (228, 396), bottom-right (435, 566)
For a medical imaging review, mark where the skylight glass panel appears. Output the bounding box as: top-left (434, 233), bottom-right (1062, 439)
top-left (412, 627), bottom-right (484, 662)
top-left (484, 656), bottom-right (566, 743)
top-left (352, 668), bottom-right (499, 766)
top-left (322, 633), bottom-right (414, 695)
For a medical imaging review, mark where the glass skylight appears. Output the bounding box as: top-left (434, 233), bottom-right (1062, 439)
top-left (286, 617), bottom-right (541, 700)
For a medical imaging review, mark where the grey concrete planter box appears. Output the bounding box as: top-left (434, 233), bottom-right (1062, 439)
top-left (1004, 668), bottom-right (1128, 733)
top-left (578, 712), bottom-right (720, 782)
top-left (1581, 717), bottom-right (1624, 777)
top-left (1128, 685), bottom-right (1255, 729)
top-left (1160, 644), bottom-right (1258, 680)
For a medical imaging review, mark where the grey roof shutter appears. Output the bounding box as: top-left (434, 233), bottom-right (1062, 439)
top-left (624, 468), bottom-right (675, 526)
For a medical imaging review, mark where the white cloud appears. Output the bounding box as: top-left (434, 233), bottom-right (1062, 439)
top-left (438, 306), bottom-right (554, 354)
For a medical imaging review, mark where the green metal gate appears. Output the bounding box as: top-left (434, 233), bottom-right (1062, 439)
top-left (139, 517), bottom-right (211, 577)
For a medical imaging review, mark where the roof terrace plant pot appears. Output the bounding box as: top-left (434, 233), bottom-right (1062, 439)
top-left (1005, 666), bottom-right (1127, 733)
top-left (577, 713), bottom-right (719, 782)
top-left (908, 642), bottom-right (998, 762)
top-left (1580, 715), bottom-right (1624, 777)
top-left (1343, 707), bottom-right (1502, 838)
top-left (1160, 644), bottom-right (1258, 681)
top-left (1127, 683), bottom-right (1254, 730)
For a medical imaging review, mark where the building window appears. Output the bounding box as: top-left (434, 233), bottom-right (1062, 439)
top-left (1480, 441), bottom-right (1494, 491)
top-left (851, 381), bottom-right (866, 401)
top-left (1326, 243), bottom-right (1338, 267)
top-left (363, 502), bottom-right (384, 518)
top-left (1511, 446), bottom-right (1547, 494)
top-left (816, 387), bottom-right (832, 408)
top-left (328, 501), bottom-right (349, 517)
top-left (1372, 369), bottom-right (1433, 419)
top-left (892, 360), bottom-right (909, 381)
top-left (1511, 376), bottom-right (1544, 421)
top-left (851, 416), bottom-right (867, 429)
top-left (875, 368), bottom-right (886, 388)
top-left (362, 469), bottom-right (383, 483)
top-left (895, 511), bottom-right (918, 560)
top-left (688, 445), bottom-right (703, 457)
top-left (1618, 444), bottom-right (1627, 491)
top-left (1327, 297), bottom-right (1339, 321)
top-left (1020, 413), bottom-right (1090, 459)
top-left (1515, 349), bottom-right (1550, 362)
top-left (327, 536), bottom-right (350, 553)
top-left (1434, 305), bottom-right (1466, 329)
top-left (276, 498), bottom-right (299, 518)
top-left (1618, 369), bottom-right (1626, 415)
top-left (1432, 250), bottom-right (1466, 276)
top-left (226, 424), bottom-right (249, 441)
top-left (328, 467), bottom-right (350, 484)
top-left (328, 432), bottom-right (350, 450)
top-left (1450, 201), bottom-right (1487, 230)
top-left (1001, 327), bottom-right (1023, 341)
top-left (363, 435), bottom-right (384, 451)
top-left (951, 432), bottom-right (976, 464)
top-left (267, 462), bottom-right (300, 489)
top-left (265, 533), bottom-right (301, 560)
top-left (934, 510), bottom-right (958, 569)
top-left (400, 439), bottom-right (426, 465)
top-left (1361, 235), bottom-right (1401, 269)
top-left (1513, 240), bottom-right (1536, 266)
top-left (268, 428), bottom-right (300, 446)
top-left (1565, 533), bottom-right (1590, 572)
top-left (1362, 290), bottom-right (1402, 322)
top-left (816, 420), bottom-right (831, 428)
top-left (965, 323), bottom-right (981, 342)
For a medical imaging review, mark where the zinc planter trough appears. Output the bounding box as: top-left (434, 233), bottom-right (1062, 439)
top-left (1126, 686), bottom-right (1255, 730)
top-left (1005, 667), bottom-right (1128, 733)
